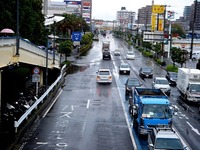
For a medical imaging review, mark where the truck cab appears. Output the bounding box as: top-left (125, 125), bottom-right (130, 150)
top-left (131, 88), bottom-right (177, 135)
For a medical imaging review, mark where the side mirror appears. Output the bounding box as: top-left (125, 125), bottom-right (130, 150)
top-left (149, 144), bottom-right (154, 148)
top-left (133, 104), bottom-right (138, 110)
top-left (170, 105), bottom-right (179, 116)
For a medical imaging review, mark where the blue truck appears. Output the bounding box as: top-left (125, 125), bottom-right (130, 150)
top-left (130, 88), bottom-right (177, 135)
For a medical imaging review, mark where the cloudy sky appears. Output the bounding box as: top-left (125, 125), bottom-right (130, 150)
top-left (52, 0), bottom-right (194, 20)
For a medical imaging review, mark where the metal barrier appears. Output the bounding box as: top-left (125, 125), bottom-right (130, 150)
top-left (14, 64), bottom-right (66, 133)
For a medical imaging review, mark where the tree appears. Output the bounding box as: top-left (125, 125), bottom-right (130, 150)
top-left (0, 0), bottom-right (46, 45)
top-left (171, 23), bottom-right (185, 37)
top-left (152, 42), bottom-right (162, 58)
top-left (56, 14), bottom-right (89, 38)
top-left (171, 47), bottom-right (188, 67)
top-left (58, 40), bottom-right (73, 61)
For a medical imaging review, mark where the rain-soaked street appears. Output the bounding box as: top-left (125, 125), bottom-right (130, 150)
top-left (14, 34), bottom-right (200, 150)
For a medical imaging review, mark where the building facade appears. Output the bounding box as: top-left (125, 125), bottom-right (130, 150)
top-left (43, 0), bottom-right (92, 25)
top-left (116, 7), bottom-right (136, 30)
top-left (137, 5), bottom-right (152, 25)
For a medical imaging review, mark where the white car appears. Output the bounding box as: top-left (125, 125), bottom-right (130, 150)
top-left (119, 63), bottom-right (130, 75)
top-left (152, 77), bottom-right (171, 95)
top-left (126, 51), bottom-right (135, 60)
top-left (96, 69), bottom-right (112, 83)
top-left (114, 49), bottom-right (120, 56)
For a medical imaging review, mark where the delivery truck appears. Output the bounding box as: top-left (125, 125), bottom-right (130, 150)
top-left (177, 68), bottom-right (200, 102)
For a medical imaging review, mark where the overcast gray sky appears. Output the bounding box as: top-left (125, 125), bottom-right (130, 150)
top-left (52, 0), bottom-right (193, 20)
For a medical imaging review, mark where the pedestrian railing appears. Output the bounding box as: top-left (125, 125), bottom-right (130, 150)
top-left (14, 64), bottom-right (66, 133)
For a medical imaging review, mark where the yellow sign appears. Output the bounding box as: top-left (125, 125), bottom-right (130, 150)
top-left (151, 14), bottom-right (157, 31)
top-left (158, 19), bottom-right (164, 31)
top-left (152, 5), bottom-right (165, 14)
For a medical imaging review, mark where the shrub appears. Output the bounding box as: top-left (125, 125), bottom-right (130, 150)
top-left (166, 64), bottom-right (178, 72)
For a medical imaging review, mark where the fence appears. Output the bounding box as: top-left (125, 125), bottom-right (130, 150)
top-left (14, 64), bottom-right (67, 133)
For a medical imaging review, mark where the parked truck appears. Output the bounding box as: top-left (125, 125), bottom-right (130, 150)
top-left (102, 41), bottom-right (111, 60)
top-left (177, 68), bottom-right (200, 102)
top-left (130, 88), bottom-right (177, 135)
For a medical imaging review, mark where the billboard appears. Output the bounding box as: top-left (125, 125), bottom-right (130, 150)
top-left (152, 5), bottom-right (165, 14)
top-left (64, 0), bottom-right (81, 15)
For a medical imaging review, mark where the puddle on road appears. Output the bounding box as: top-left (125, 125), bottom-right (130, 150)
top-left (67, 64), bottom-right (89, 74)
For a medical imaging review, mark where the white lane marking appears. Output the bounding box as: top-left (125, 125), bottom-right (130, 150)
top-left (71, 105), bottom-right (74, 111)
top-left (112, 58), bottom-right (137, 150)
top-left (43, 90), bottom-right (63, 118)
top-left (62, 105), bottom-right (68, 110)
top-left (82, 121), bottom-right (86, 135)
top-left (187, 122), bottom-right (200, 135)
top-left (60, 112), bottom-right (72, 118)
top-left (36, 142), bottom-right (48, 145)
top-left (86, 99), bottom-right (90, 109)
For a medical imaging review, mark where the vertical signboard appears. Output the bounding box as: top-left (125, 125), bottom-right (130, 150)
top-left (151, 14), bottom-right (157, 31)
top-left (158, 19), bottom-right (164, 31)
top-left (82, 0), bottom-right (91, 24)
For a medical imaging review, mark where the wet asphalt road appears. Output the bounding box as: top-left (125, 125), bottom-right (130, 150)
top-left (14, 34), bottom-right (200, 150)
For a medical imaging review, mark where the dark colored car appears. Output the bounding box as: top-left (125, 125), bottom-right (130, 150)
top-left (166, 71), bottom-right (178, 85)
top-left (139, 67), bottom-right (153, 78)
top-left (125, 78), bottom-right (142, 96)
top-left (103, 51), bottom-right (111, 60)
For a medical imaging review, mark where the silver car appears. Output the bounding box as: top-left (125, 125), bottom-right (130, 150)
top-left (96, 69), bottom-right (112, 84)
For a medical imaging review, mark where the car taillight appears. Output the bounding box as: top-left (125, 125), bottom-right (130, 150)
top-left (108, 76), bottom-right (112, 80)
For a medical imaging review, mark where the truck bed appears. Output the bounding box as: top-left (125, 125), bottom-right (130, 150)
top-left (136, 88), bottom-right (165, 96)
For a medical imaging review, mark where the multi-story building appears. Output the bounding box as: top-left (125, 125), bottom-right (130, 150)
top-left (43, 0), bottom-right (92, 25)
top-left (190, 1), bottom-right (200, 31)
top-left (116, 7), bottom-right (136, 30)
top-left (137, 5), bottom-right (152, 26)
top-left (183, 6), bottom-right (192, 20)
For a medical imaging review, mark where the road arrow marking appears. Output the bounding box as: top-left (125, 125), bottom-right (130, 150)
top-left (60, 112), bottom-right (72, 118)
top-left (187, 121), bottom-right (200, 135)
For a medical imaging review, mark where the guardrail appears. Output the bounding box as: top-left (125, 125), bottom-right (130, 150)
top-left (14, 64), bottom-right (66, 133)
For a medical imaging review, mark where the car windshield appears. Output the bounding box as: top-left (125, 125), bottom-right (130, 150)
top-left (155, 138), bottom-right (184, 149)
top-left (127, 52), bottom-right (134, 55)
top-left (127, 79), bottom-right (140, 86)
top-left (142, 104), bottom-right (172, 119)
top-left (99, 71), bottom-right (110, 75)
top-left (142, 68), bottom-right (152, 72)
top-left (189, 84), bottom-right (200, 92)
top-left (121, 64), bottom-right (129, 68)
top-left (155, 79), bottom-right (169, 85)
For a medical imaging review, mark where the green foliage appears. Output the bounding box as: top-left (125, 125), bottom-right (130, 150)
top-left (0, 0), bottom-right (46, 45)
top-left (171, 23), bottom-right (185, 37)
top-left (59, 40), bottom-right (73, 60)
top-left (81, 32), bottom-right (93, 45)
top-left (166, 65), bottom-right (178, 72)
top-left (142, 50), bottom-right (153, 58)
top-left (171, 47), bottom-right (188, 67)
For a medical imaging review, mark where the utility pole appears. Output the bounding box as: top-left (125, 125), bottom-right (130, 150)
top-left (16, 0), bottom-right (20, 55)
top-left (190, 0), bottom-right (197, 59)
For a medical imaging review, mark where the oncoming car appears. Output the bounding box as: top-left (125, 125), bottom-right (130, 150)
top-left (139, 67), bottom-right (153, 78)
top-left (152, 77), bottom-right (171, 95)
top-left (148, 127), bottom-right (187, 150)
top-left (126, 51), bottom-right (135, 60)
top-left (125, 77), bottom-right (142, 96)
top-left (119, 63), bottom-right (130, 75)
top-left (114, 49), bottom-right (120, 56)
top-left (96, 69), bottom-right (112, 84)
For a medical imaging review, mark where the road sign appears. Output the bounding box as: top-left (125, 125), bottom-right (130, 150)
top-left (33, 67), bottom-right (40, 74)
top-left (72, 31), bottom-right (82, 41)
top-left (32, 74), bottom-right (40, 82)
